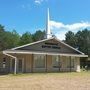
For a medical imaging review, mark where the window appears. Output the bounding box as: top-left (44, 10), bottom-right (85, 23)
top-left (12, 59), bottom-right (15, 71)
top-left (3, 58), bottom-right (6, 68)
top-left (52, 55), bottom-right (59, 68)
top-left (71, 57), bottom-right (75, 68)
top-left (34, 54), bottom-right (45, 68)
top-left (18, 59), bottom-right (23, 72)
top-left (67, 57), bottom-right (74, 68)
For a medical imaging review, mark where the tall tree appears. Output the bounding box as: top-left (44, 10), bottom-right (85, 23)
top-left (87, 31), bottom-right (90, 55)
top-left (0, 24), bottom-right (6, 50)
top-left (0, 24), bottom-right (20, 50)
top-left (65, 29), bottom-right (90, 55)
top-left (0, 24), bottom-right (5, 32)
top-left (0, 30), bottom-right (20, 50)
top-left (19, 32), bottom-right (33, 45)
top-left (5, 30), bottom-right (20, 49)
top-left (76, 29), bottom-right (90, 54)
top-left (32, 30), bottom-right (45, 41)
top-left (65, 31), bottom-right (77, 48)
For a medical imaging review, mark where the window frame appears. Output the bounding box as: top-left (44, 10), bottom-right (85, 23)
top-left (67, 57), bottom-right (75, 68)
top-left (3, 58), bottom-right (6, 68)
top-left (34, 54), bottom-right (46, 68)
top-left (52, 55), bottom-right (60, 68)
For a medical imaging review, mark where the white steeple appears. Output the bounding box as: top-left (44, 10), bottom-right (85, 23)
top-left (46, 8), bottom-right (52, 39)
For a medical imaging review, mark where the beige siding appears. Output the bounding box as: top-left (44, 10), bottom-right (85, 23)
top-left (25, 54), bottom-right (32, 73)
top-left (47, 55), bottom-right (52, 72)
top-left (0, 53), bottom-right (81, 73)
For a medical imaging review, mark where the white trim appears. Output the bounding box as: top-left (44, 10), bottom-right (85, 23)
top-left (3, 51), bottom-right (17, 74)
top-left (11, 37), bottom-right (84, 55)
top-left (54, 37), bottom-right (84, 55)
top-left (11, 37), bottom-right (54, 50)
top-left (3, 51), bottom-right (16, 58)
top-left (4, 37), bottom-right (86, 56)
top-left (3, 50), bottom-right (88, 57)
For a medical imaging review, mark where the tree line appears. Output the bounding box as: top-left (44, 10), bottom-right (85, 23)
top-left (65, 29), bottom-right (90, 55)
top-left (0, 24), bottom-right (45, 51)
top-left (0, 24), bottom-right (90, 55)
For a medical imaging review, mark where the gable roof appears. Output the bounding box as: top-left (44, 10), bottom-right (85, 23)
top-left (11, 37), bottom-right (54, 50)
top-left (10, 37), bottom-right (84, 55)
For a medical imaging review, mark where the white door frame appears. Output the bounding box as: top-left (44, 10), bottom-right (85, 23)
top-left (10, 58), bottom-right (24, 73)
top-left (17, 58), bottom-right (24, 73)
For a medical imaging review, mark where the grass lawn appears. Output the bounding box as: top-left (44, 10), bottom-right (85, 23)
top-left (0, 71), bottom-right (90, 90)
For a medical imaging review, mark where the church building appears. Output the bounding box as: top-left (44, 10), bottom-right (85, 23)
top-left (0, 9), bottom-right (88, 74)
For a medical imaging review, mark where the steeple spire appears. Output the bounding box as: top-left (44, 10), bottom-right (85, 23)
top-left (46, 8), bottom-right (52, 39)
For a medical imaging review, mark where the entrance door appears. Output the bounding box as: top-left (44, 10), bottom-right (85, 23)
top-left (52, 55), bottom-right (60, 71)
top-left (18, 58), bottom-right (24, 73)
top-left (10, 58), bottom-right (24, 73)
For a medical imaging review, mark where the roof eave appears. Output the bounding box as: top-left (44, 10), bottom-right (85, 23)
top-left (3, 50), bottom-right (88, 57)
top-left (54, 37), bottom-right (84, 55)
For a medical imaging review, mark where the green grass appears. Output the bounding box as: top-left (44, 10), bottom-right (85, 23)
top-left (6, 71), bottom-right (90, 77)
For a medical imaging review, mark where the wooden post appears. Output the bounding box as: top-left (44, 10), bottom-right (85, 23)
top-left (14, 58), bottom-right (17, 74)
top-left (31, 54), bottom-right (33, 73)
top-left (46, 54), bottom-right (47, 72)
top-left (10, 58), bottom-right (12, 73)
top-left (59, 55), bottom-right (60, 72)
top-left (70, 56), bottom-right (71, 72)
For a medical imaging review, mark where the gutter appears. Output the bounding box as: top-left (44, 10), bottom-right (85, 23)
top-left (3, 51), bottom-right (17, 74)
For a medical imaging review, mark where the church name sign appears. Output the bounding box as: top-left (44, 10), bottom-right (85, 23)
top-left (42, 42), bottom-right (61, 49)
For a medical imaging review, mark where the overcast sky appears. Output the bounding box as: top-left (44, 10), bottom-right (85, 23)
top-left (0, 0), bottom-right (90, 40)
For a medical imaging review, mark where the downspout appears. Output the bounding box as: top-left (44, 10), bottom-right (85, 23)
top-left (3, 51), bottom-right (17, 74)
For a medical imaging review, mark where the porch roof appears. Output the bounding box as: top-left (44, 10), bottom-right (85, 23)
top-left (3, 50), bottom-right (88, 57)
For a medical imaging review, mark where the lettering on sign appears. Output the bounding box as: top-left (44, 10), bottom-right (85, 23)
top-left (42, 42), bottom-right (61, 49)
